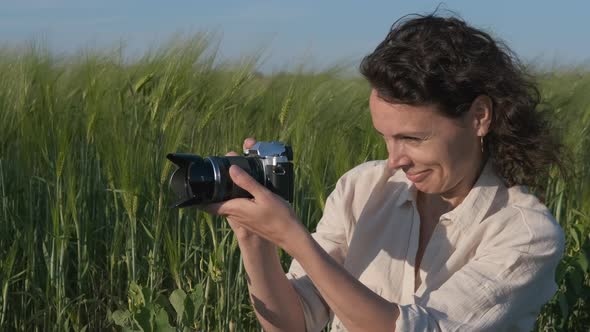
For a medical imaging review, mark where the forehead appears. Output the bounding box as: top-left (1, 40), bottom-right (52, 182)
top-left (369, 90), bottom-right (454, 134)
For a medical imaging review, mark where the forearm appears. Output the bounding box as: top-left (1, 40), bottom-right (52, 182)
top-left (239, 238), bottom-right (306, 332)
top-left (288, 232), bottom-right (399, 332)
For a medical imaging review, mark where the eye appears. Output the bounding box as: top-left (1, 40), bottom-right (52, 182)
top-left (402, 136), bottom-right (420, 141)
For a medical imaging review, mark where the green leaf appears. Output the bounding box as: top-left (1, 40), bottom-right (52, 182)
top-left (140, 220), bottom-right (155, 240)
top-left (129, 282), bottom-right (145, 307)
top-left (569, 226), bottom-right (581, 249)
top-left (576, 251), bottom-right (589, 272)
top-left (133, 73), bottom-right (155, 94)
top-left (183, 296), bottom-right (195, 326)
top-left (135, 305), bottom-right (153, 331)
top-left (566, 269), bottom-right (583, 295)
top-left (141, 286), bottom-right (153, 305)
top-left (122, 327), bottom-right (142, 332)
top-left (558, 292), bottom-right (569, 319)
top-left (169, 289), bottom-right (187, 321)
top-left (111, 309), bottom-right (132, 327)
top-left (154, 306), bottom-right (175, 332)
top-left (183, 285), bottom-right (204, 325)
top-left (555, 261), bottom-right (568, 283)
top-left (188, 285), bottom-right (204, 313)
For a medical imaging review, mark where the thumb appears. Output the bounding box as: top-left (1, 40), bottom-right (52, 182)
top-left (229, 165), bottom-right (268, 198)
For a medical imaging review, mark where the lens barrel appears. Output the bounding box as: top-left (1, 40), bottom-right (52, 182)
top-left (205, 156), bottom-right (265, 202)
top-left (167, 154), bottom-right (264, 208)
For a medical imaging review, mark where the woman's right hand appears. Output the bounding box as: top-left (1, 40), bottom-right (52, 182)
top-left (215, 137), bottom-right (272, 247)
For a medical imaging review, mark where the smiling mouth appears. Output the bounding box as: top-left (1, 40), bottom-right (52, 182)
top-left (406, 170), bottom-right (423, 176)
top-left (405, 169), bottom-right (431, 182)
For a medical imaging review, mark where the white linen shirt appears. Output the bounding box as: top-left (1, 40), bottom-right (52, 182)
top-left (287, 160), bottom-right (565, 332)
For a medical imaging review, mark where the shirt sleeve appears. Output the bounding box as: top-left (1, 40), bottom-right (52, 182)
top-left (395, 207), bottom-right (565, 332)
top-left (286, 171), bottom-right (355, 332)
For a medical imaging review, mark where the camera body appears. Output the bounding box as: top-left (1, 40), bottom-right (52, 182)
top-left (167, 141), bottom-right (294, 208)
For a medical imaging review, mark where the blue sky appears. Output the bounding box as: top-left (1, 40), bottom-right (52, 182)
top-left (0, 0), bottom-right (588, 72)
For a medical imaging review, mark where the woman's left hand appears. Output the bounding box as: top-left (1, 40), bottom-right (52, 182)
top-left (202, 165), bottom-right (307, 253)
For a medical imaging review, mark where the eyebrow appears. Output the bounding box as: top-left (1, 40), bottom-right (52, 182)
top-left (374, 129), bottom-right (431, 138)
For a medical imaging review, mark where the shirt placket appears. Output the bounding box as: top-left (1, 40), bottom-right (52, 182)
top-left (401, 201), bottom-right (421, 304)
top-left (415, 215), bottom-right (453, 298)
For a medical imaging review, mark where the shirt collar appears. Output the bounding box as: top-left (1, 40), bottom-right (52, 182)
top-left (441, 161), bottom-right (504, 228)
top-left (391, 169), bottom-right (418, 207)
top-left (392, 171), bottom-right (417, 207)
top-left (391, 161), bottom-right (505, 228)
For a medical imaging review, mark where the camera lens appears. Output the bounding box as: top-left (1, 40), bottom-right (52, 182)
top-left (167, 153), bottom-right (265, 207)
top-left (205, 156), bottom-right (265, 202)
top-left (168, 154), bottom-right (215, 207)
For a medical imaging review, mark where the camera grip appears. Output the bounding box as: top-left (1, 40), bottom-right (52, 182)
top-left (265, 163), bottom-right (294, 203)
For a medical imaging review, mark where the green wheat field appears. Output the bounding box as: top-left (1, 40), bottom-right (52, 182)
top-left (1, 35), bottom-right (589, 331)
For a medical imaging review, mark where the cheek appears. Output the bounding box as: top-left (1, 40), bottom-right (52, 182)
top-left (447, 133), bottom-right (478, 168)
top-left (434, 135), bottom-right (476, 183)
top-left (411, 143), bottom-right (456, 185)
top-left (408, 144), bottom-right (449, 167)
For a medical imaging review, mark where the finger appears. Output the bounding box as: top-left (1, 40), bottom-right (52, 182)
top-left (243, 137), bottom-right (257, 150)
top-left (197, 202), bottom-right (223, 215)
top-left (225, 151), bottom-right (239, 156)
top-left (229, 165), bottom-right (268, 198)
top-left (199, 199), bottom-right (248, 216)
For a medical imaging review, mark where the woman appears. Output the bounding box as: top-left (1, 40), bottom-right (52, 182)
top-left (205, 14), bottom-right (565, 331)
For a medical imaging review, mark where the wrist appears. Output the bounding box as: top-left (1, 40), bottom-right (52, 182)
top-left (280, 221), bottom-right (313, 259)
top-left (237, 234), bottom-right (276, 252)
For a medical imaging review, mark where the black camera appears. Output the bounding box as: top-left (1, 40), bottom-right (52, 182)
top-left (166, 141), bottom-right (294, 208)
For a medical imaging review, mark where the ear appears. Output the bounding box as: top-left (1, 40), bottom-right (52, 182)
top-left (469, 95), bottom-right (493, 137)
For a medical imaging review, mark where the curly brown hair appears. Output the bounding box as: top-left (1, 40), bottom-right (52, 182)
top-left (360, 13), bottom-right (564, 188)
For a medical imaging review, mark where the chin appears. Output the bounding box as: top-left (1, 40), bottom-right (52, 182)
top-left (414, 182), bottom-right (443, 194)
top-left (414, 183), bottom-right (432, 193)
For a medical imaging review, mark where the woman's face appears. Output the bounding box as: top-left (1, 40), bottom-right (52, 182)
top-left (369, 89), bottom-right (485, 200)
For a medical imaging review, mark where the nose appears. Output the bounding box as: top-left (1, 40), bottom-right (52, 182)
top-left (386, 139), bottom-right (411, 170)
